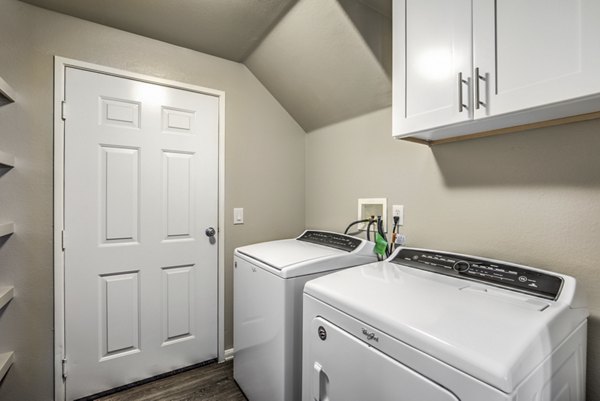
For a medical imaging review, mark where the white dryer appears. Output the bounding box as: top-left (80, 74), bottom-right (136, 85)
top-left (303, 247), bottom-right (589, 401)
top-left (234, 230), bottom-right (376, 401)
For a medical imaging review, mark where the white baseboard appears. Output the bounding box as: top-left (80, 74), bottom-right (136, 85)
top-left (224, 347), bottom-right (234, 361)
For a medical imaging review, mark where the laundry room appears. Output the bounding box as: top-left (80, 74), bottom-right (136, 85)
top-left (0, 0), bottom-right (598, 400)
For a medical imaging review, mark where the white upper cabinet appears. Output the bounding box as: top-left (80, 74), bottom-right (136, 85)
top-left (393, 0), bottom-right (600, 143)
top-left (474, 0), bottom-right (600, 118)
top-left (392, 0), bottom-right (472, 135)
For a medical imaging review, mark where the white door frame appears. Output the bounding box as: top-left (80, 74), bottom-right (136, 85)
top-left (53, 56), bottom-right (226, 401)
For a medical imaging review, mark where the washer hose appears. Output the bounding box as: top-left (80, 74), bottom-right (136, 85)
top-left (343, 218), bottom-right (371, 235)
top-left (377, 217), bottom-right (389, 257)
top-left (366, 217), bottom-right (375, 242)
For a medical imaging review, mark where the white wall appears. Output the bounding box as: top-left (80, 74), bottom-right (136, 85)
top-left (306, 107), bottom-right (600, 400)
top-left (0, 1), bottom-right (305, 400)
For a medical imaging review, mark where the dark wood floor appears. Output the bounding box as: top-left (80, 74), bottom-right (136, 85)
top-left (93, 360), bottom-right (247, 401)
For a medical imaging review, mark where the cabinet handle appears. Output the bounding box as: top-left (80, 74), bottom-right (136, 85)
top-left (458, 72), bottom-right (470, 113)
top-left (475, 67), bottom-right (487, 110)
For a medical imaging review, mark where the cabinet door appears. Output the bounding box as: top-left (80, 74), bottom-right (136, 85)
top-left (474, 0), bottom-right (600, 119)
top-left (393, 0), bottom-right (472, 136)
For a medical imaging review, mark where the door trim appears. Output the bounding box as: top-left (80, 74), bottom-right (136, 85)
top-left (53, 56), bottom-right (226, 401)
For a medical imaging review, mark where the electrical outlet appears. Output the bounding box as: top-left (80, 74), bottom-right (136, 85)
top-left (392, 205), bottom-right (404, 226)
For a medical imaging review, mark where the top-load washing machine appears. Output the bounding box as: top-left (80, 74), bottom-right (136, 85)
top-left (303, 247), bottom-right (589, 401)
top-left (234, 230), bottom-right (376, 401)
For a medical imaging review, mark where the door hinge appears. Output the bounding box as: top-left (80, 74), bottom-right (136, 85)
top-left (61, 101), bottom-right (67, 120)
top-left (62, 358), bottom-right (68, 379)
top-left (61, 230), bottom-right (66, 251)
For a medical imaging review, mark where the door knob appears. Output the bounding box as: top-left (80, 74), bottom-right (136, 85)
top-left (205, 227), bottom-right (216, 237)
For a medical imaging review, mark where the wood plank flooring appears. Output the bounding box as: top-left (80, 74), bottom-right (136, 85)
top-left (92, 360), bottom-right (247, 401)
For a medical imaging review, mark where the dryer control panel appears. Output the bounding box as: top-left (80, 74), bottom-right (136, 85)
top-left (297, 231), bottom-right (363, 252)
top-left (392, 248), bottom-right (563, 300)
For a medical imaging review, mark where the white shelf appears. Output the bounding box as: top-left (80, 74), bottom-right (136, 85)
top-left (0, 287), bottom-right (13, 310)
top-left (0, 76), bottom-right (15, 107)
top-left (0, 352), bottom-right (14, 381)
top-left (0, 150), bottom-right (14, 168)
top-left (0, 74), bottom-right (15, 385)
top-left (0, 222), bottom-right (14, 237)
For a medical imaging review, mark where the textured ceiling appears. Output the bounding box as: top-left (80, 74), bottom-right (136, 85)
top-left (17, 0), bottom-right (298, 61)
top-left (18, 0), bottom-right (392, 131)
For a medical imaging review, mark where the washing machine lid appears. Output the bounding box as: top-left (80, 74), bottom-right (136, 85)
top-left (235, 230), bottom-right (376, 278)
top-left (237, 238), bottom-right (343, 269)
top-left (304, 248), bottom-right (588, 393)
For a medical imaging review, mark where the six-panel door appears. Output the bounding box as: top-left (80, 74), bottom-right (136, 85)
top-left (63, 67), bottom-right (219, 400)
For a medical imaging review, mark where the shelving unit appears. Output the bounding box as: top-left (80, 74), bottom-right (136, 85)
top-left (0, 287), bottom-right (13, 310)
top-left (0, 76), bottom-right (15, 107)
top-left (0, 222), bottom-right (14, 238)
top-left (0, 74), bottom-right (15, 384)
top-left (0, 75), bottom-right (16, 169)
top-left (0, 150), bottom-right (14, 168)
top-left (0, 352), bottom-right (14, 381)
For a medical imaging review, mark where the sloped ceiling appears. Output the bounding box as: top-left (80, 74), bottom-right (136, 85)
top-left (246, 0), bottom-right (391, 131)
top-left (17, 0), bottom-right (299, 61)
top-left (357, 0), bottom-right (391, 18)
top-left (18, 0), bottom-right (392, 132)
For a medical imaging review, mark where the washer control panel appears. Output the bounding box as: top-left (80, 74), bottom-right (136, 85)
top-left (297, 230), bottom-right (363, 252)
top-left (391, 248), bottom-right (563, 300)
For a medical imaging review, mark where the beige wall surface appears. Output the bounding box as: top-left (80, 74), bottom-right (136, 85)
top-left (0, 0), bottom-right (305, 400)
top-left (306, 107), bottom-right (600, 400)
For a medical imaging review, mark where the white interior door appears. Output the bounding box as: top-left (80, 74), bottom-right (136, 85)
top-left (63, 67), bottom-right (219, 400)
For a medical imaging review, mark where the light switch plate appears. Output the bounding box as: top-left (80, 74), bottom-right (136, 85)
top-left (233, 208), bottom-right (244, 225)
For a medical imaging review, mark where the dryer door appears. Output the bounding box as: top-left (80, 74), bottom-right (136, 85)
top-left (306, 317), bottom-right (460, 401)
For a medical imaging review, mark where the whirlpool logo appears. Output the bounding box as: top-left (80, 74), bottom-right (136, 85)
top-left (362, 328), bottom-right (379, 342)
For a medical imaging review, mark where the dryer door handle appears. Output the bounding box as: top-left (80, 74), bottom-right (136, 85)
top-left (313, 362), bottom-right (329, 401)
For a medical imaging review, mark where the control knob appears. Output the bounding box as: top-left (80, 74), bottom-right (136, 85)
top-left (453, 260), bottom-right (470, 273)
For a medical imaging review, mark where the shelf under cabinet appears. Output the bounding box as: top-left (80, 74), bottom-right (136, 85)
top-left (0, 352), bottom-right (14, 381)
top-left (0, 76), bottom-right (15, 107)
top-left (0, 222), bottom-right (14, 237)
top-left (0, 150), bottom-right (14, 168)
top-left (0, 287), bottom-right (13, 310)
